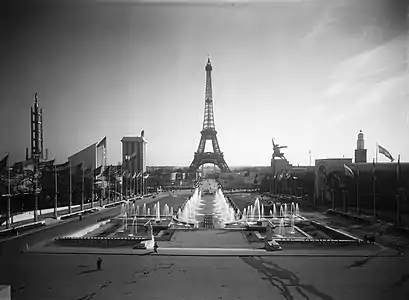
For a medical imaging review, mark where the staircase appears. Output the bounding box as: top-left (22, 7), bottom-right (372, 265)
top-left (203, 214), bottom-right (214, 229)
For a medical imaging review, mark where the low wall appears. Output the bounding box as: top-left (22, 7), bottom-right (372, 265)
top-left (59, 208), bottom-right (98, 221)
top-left (0, 221), bottom-right (46, 238)
top-left (276, 238), bottom-right (362, 245)
top-left (66, 220), bottom-right (111, 238)
top-left (55, 236), bottom-right (149, 247)
top-left (310, 220), bottom-right (360, 241)
top-left (103, 201), bottom-right (124, 209)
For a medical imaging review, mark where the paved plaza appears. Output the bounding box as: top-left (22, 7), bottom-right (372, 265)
top-left (2, 250), bottom-right (409, 300)
top-left (1, 188), bottom-right (409, 300)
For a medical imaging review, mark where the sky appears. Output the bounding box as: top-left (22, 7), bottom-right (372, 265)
top-left (0, 0), bottom-right (408, 167)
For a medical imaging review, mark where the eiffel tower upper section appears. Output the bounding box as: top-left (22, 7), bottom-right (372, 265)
top-left (189, 58), bottom-right (230, 172)
top-left (203, 58), bottom-right (216, 131)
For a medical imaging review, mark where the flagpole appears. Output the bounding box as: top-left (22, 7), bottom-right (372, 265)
top-left (372, 158), bottom-right (376, 219)
top-left (108, 167), bottom-right (111, 203)
top-left (81, 168), bottom-right (84, 211)
top-left (6, 157), bottom-right (11, 229)
top-left (136, 174), bottom-right (139, 196)
top-left (356, 170), bottom-right (360, 215)
top-left (121, 164), bottom-right (123, 200)
top-left (69, 161), bottom-right (72, 214)
top-left (32, 155), bottom-right (38, 222)
top-left (54, 165), bottom-right (58, 218)
top-left (91, 169), bottom-right (94, 208)
top-left (376, 143), bottom-right (378, 163)
top-left (396, 155), bottom-right (401, 227)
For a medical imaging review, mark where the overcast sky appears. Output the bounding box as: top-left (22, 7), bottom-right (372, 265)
top-left (0, 0), bottom-right (408, 166)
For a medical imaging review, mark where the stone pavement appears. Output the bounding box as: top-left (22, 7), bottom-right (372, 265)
top-left (3, 252), bottom-right (409, 300)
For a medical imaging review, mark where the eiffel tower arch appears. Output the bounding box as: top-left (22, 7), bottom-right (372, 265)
top-left (190, 58), bottom-right (231, 173)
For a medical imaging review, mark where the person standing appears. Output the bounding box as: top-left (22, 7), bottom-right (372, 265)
top-left (153, 241), bottom-right (158, 253)
top-left (97, 257), bottom-right (103, 270)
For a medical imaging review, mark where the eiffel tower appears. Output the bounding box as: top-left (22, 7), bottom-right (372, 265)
top-left (190, 58), bottom-right (231, 173)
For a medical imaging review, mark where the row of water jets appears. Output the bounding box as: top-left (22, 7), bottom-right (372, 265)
top-left (241, 198), bottom-right (300, 221)
top-left (121, 201), bottom-right (174, 218)
top-left (119, 189), bottom-right (301, 232)
top-left (213, 189), bottom-right (236, 224)
top-left (176, 188), bottom-right (201, 224)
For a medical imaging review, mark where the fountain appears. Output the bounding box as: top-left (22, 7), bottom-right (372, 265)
top-left (284, 203), bottom-right (288, 218)
top-left (136, 205), bottom-right (140, 216)
top-left (142, 203), bottom-right (147, 216)
top-left (273, 203), bottom-right (277, 218)
top-left (242, 208), bottom-right (247, 220)
top-left (156, 201), bottom-right (161, 222)
top-left (279, 205), bottom-right (283, 217)
top-left (290, 214), bottom-right (295, 235)
top-left (253, 198), bottom-right (261, 221)
top-left (122, 212), bottom-right (128, 231)
top-left (261, 204), bottom-right (265, 219)
top-left (278, 218), bottom-right (285, 236)
top-left (147, 208), bottom-right (151, 216)
top-left (291, 202), bottom-right (295, 215)
top-left (295, 203), bottom-right (300, 216)
top-left (163, 204), bottom-right (169, 216)
top-left (129, 216), bottom-right (137, 236)
top-left (130, 203), bottom-right (135, 215)
top-left (121, 203), bottom-right (125, 215)
top-left (213, 189), bottom-right (236, 223)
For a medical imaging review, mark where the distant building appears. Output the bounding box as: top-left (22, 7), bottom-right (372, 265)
top-left (314, 158), bottom-right (353, 202)
top-left (355, 130), bottom-right (367, 163)
top-left (68, 137), bottom-right (106, 170)
top-left (121, 130), bottom-right (147, 176)
top-left (271, 158), bottom-right (292, 175)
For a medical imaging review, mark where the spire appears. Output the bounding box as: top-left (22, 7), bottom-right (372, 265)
top-left (203, 57), bottom-right (215, 130)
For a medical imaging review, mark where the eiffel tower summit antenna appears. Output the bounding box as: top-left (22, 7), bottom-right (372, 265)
top-left (189, 58), bottom-right (230, 173)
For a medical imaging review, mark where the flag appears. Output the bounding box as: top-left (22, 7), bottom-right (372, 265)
top-left (378, 145), bottom-right (394, 162)
top-left (97, 136), bottom-right (106, 148)
top-left (0, 154), bottom-right (8, 172)
top-left (84, 167), bottom-right (93, 178)
top-left (102, 165), bottom-right (111, 177)
top-left (143, 172), bottom-right (149, 179)
top-left (125, 152), bottom-right (137, 160)
top-left (343, 164), bottom-right (354, 178)
top-left (137, 171), bottom-right (143, 178)
top-left (94, 165), bottom-right (102, 177)
top-left (132, 172), bottom-right (137, 179)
